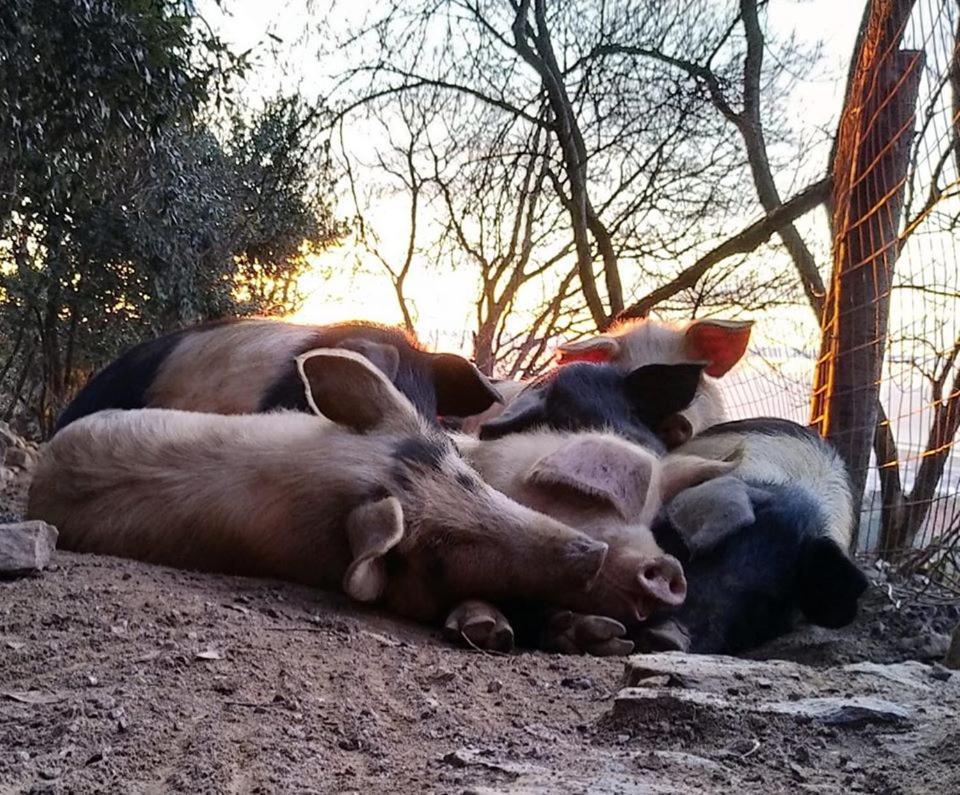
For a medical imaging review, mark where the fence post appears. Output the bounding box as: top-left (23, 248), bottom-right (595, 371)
top-left (811, 0), bottom-right (922, 548)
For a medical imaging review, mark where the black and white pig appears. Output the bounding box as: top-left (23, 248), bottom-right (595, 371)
top-left (29, 349), bottom-right (632, 626)
top-left (636, 418), bottom-right (869, 655)
top-left (54, 319), bottom-right (501, 432)
top-left (554, 316), bottom-right (753, 446)
top-left (454, 316), bottom-right (751, 444)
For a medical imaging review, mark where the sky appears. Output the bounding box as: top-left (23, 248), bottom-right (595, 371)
top-left (203, 0), bottom-right (868, 353)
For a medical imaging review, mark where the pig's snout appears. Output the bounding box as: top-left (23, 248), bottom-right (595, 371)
top-left (638, 555), bottom-right (687, 608)
top-left (564, 537), bottom-right (609, 589)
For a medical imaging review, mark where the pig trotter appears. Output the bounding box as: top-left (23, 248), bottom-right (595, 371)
top-left (541, 610), bottom-right (634, 656)
top-left (631, 618), bottom-right (691, 653)
top-left (443, 600), bottom-right (515, 652)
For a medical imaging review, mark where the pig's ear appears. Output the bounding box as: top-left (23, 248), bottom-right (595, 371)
top-left (555, 335), bottom-right (621, 365)
top-left (343, 496), bottom-right (406, 603)
top-left (660, 447), bottom-right (743, 502)
top-left (624, 363), bottom-right (705, 426)
top-left (665, 475), bottom-right (756, 554)
top-left (430, 354), bottom-right (503, 417)
top-left (478, 389), bottom-right (546, 440)
top-left (336, 337), bottom-right (401, 381)
top-left (684, 319), bottom-right (752, 378)
top-left (797, 537), bottom-right (868, 628)
top-left (526, 437), bottom-right (657, 521)
top-left (296, 348), bottom-right (414, 432)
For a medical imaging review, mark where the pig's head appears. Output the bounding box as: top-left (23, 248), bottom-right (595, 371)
top-left (556, 317), bottom-right (753, 378)
top-left (465, 431), bottom-right (689, 625)
top-left (555, 318), bottom-right (752, 446)
top-left (296, 348), bottom-right (610, 622)
top-left (478, 361), bottom-right (704, 452)
top-left (638, 477), bottom-right (869, 654)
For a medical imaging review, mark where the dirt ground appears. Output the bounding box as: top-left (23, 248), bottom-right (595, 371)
top-left (2, 440), bottom-right (960, 793)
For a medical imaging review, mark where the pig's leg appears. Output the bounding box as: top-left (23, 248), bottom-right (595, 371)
top-left (540, 610), bottom-right (635, 656)
top-left (443, 600), bottom-right (515, 652)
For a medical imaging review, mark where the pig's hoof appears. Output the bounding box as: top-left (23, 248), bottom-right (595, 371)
top-left (632, 618), bottom-right (691, 653)
top-left (443, 600), bottom-right (514, 652)
top-left (541, 611), bottom-right (634, 656)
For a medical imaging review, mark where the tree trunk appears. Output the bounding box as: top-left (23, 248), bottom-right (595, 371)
top-left (812, 0), bottom-right (922, 550)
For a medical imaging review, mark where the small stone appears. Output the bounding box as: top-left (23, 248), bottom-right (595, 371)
top-left (16, 751), bottom-right (29, 762)
top-left (929, 663), bottom-right (954, 682)
top-left (560, 676), bottom-right (594, 690)
top-left (761, 697), bottom-right (912, 727)
top-left (0, 521), bottom-right (58, 575)
top-left (486, 679), bottom-right (502, 694)
top-left (945, 623), bottom-right (960, 670)
top-left (338, 737), bottom-right (360, 752)
top-left (4, 446), bottom-right (30, 469)
top-left (38, 768), bottom-right (61, 781)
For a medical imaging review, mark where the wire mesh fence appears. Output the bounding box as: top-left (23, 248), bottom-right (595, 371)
top-left (719, 0), bottom-right (960, 588)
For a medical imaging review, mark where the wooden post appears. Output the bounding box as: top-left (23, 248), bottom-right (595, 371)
top-left (811, 0), bottom-right (922, 549)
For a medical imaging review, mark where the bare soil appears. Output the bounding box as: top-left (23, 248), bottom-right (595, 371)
top-left (2, 446), bottom-right (959, 794)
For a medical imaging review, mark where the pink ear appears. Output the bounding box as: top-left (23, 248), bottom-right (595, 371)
top-left (526, 437), bottom-right (657, 520)
top-left (684, 320), bottom-right (752, 377)
top-left (555, 336), bottom-right (620, 366)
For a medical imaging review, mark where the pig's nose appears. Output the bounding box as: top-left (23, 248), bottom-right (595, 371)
top-left (638, 555), bottom-right (687, 607)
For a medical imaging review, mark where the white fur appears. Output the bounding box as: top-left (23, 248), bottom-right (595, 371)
top-left (674, 431), bottom-right (854, 548)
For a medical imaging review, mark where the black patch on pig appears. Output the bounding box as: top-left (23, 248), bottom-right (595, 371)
top-left (639, 481), bottom-right (867, 655)
top-left (260, 322), bottom-right (499, 422)
top-left (393, 437), bottom-right (447, 472)
top-left (479, 361), bottom-right (702, 451)
top-left (797, 536), bottom-right (869, 628)
top-left (697, 416), bottom-right (820, 442)
top-left (54, 326), bottom-right (194, 434)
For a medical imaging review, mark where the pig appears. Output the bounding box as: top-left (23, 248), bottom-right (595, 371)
top-left (477, 361), bottom-right (707, 453)
top-left (55, 319), bottom-right (501, 433)
top-left (554, 317), bottom-right (753, 446)
top-left (635, 418), bottom-right (869, 655)
top-left (445, 429), bottom-right (738, 654)
top-left (28, 348), bottom-right (674, 627)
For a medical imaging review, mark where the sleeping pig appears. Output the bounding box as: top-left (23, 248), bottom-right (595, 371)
top-left (55, 319), bottom-right (501, 432)
top-left (636, 418), bottom-right (869, 654)
top-left (448, 428), bottom-right (738, 654)
top-left (555, 316), bottom-right (753, 446)
top-left (29, 349), bottom-right (667, 627)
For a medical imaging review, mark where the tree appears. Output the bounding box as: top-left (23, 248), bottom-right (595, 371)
top-left (324, 0), bottom-right (832, 372)
top-left (0, 0), bottom-right (341, 432)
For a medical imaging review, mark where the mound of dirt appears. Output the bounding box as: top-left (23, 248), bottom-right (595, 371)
top-left (2, 552), bottom-right (959, 793)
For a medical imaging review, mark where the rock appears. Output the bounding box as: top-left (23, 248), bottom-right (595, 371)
top-left (0, 521), bottom-right (58, 575)
top-left (622, 652), bottom-right (804, 691)
top-left (0, 421), bottom-right (17, 448)
top-left (3, 446), bottom-right (31, 470)
top-left (897, 632), bottom-right (950, 660)
top-left (945, 623), bottom-right (960, 670)
top-left (759, 697), bottom-right (912, 727)
top-left (843, 661), bottom-right (932, 691)
top-left (649, 750), bottom-right (725, 774)
top-left (614, 687), bottom-right (730, 721)
top-left (441, 748), bottom-right (529, 779)
top-left (560, 676), bottom-right (594, 690)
